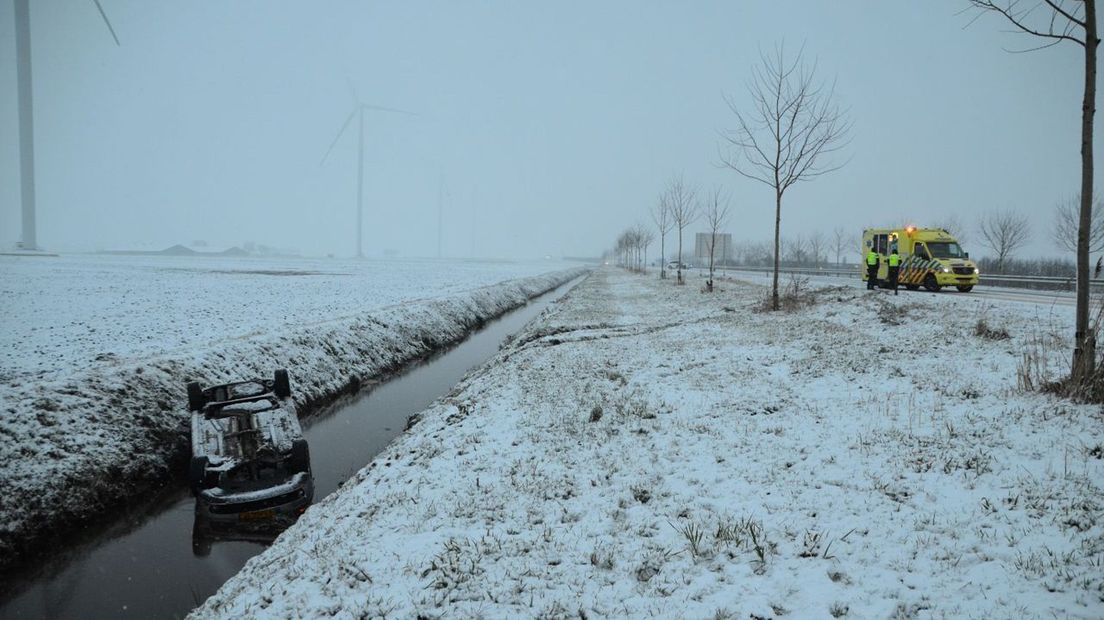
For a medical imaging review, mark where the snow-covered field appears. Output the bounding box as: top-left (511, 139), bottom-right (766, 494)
top-left (193, 268), bottom-right (1103, 619)
top-left (0, 254), bottom-right (577, 382)
top-left (0, 253), bottom-right (585, 569)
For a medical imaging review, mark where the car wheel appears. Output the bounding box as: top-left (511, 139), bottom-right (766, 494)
top-left (290, 439), bottom-right (311, 474)
top-left (274, 369), bottom-right (292, 399)
top-left (956, 285), bottom-right (974, 293)
top-left (923, 274), bottom-right (942, 292)
top-left (187, 382), bottom-right (205, 412)
top-left (905, 284), bottom-right (920, 291)
top-left (189, 455), bottom-right (209, 492)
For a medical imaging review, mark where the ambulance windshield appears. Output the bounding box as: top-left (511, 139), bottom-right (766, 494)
top-left (925, 242), bottom-right (964, 259)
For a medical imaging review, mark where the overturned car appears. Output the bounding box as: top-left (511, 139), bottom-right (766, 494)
top-left (186, 369), bottom-right (313, 530)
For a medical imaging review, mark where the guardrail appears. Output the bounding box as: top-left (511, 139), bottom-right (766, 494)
top-left (708, 265), bottom-right (1104, 293)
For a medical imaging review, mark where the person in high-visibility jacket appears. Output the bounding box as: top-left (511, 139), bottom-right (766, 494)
top-left (865, 248), bottom-right (879, 290)
top-left (887, 247), bottom-right (901, 295)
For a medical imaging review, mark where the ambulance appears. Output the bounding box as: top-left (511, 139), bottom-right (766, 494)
top-left (861, 227), bottom-right (979, 292)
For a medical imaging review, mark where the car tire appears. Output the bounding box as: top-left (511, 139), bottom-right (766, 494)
top-left (290, 439), bottom-right (311, 474)
top-left (187, 382), bottom-right (205, 412)
top-left (956, 285), bottom-right (974, 293)
top-left (923, 274), bottom-right (942, 292)
top-left (189, 455), bottom-right (209, 492)
top-left (274, 369), bottom-right (291, 399)
top-left (905, 284), bottom-right (920, 291)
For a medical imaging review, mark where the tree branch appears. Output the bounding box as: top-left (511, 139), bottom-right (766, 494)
top-left (967, 0), bottom-right (1086, 46)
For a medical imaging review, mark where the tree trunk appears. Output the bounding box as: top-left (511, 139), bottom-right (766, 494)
top-left (772, 191), bottom-right (782, 310)
top-left (1074, 0), bottom-right (1098, 385)
top-left (708, 231), bottom-right (716, 291)
top-left (677, 227), bottom-right (684, 285)
top-left (660, 234), bottom-right (666, 279)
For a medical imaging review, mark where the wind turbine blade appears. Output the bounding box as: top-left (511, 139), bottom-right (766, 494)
top-left (361, 103), bottom-right (418, 117)
top-left (345, 76), bottom-right (359, 106)
top-left (91, 0), bottom-right (121, 46)
top-left (320, 107), bottom-right (359, 165)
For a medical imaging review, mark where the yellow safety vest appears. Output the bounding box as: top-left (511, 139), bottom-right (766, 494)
top-left (866, 251), bottom-right (878, 266)
top-left (888, 253), bottom-right (900, 267)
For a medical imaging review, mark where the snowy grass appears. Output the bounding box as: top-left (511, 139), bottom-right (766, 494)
top-left (0, 254), bottom-right (585, 569)
top-left (191, 268), bottom-right (1102, 619)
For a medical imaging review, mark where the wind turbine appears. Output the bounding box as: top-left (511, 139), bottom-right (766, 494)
top-left (11, 0), bottom-right (120, 253)
top-left (321, 97), bottom-right (416, 259)
top-left (437, 170), bottom-right (445, 259)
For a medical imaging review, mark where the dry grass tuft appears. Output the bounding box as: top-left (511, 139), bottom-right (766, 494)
top-left (975, 318), bottom-right (1011, 341)
top-left (756, 274), bottom-right (816, 313)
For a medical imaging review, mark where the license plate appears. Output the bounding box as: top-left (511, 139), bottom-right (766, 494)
top-left (239, 509), bottom-right (275, 521)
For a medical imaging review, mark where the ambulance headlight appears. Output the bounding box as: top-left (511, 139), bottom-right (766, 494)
top-left (941, 266), bottom-right (951, 273)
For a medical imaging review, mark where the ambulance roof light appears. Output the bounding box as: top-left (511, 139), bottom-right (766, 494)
top-left (905, 225), bottom-right (917, 235)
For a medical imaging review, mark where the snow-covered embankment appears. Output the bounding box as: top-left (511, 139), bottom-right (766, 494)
top-left (0, 267), bottom-right (587, 569)
top-left (193, 268), bottom-right (1102, 619)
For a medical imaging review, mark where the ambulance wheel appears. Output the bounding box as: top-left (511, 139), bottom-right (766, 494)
top-left (956, 285), bottom-right (974, 293)
top-left (905, 284), bottom-right (920, 291)
top-left (923, 274), bottom-right (942, 292)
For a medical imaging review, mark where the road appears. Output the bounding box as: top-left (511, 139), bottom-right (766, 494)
top-left (718, 268), bottom-right (1078, 307)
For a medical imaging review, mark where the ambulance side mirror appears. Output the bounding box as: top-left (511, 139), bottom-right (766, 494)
top-left (964, 252), bottom-right (969, 259)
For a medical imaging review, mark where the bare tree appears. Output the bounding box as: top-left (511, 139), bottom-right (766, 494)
top-left (636, 224), bottom-right (655, 272)
top-left (1053, 194), bottom-right (1104, 253)
top-left (832, 226), bottom-right (850, 266)
top-left (746, 241), bottom-right (772, 266)
top-left (720, 43), bottom-right (851, 309)
top-left (630, 228), bottom-right (641, 271)
top-left (966, 0), bottom-right (1097, 383)
top-left (808, 230), bottom-right (827, 268)
top-left (785, 234), bottom-right (808, 265)
top-left (666, 176), bottom-right (697, 285)
top-left (978, 209), bottom-right (1031, 272)
top-left (615, 230), bottom-right (630, 269)
top-left (651, 197), bottom-right (674, 279)
top-left (703, 187), bottom-right (731, 291)
top-left (615, 227), bottom-right (647, 272)
top-left (732, 240), bottom-right (750, 266)
top-left (934, 214), bottom-right (970, 245)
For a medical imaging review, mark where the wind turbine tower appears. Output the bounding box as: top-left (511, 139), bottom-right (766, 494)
top-left (322, 99), bottom-right (416, 259)
top-left (437, 174), bottom-right (443, 259)
top-left (11, 0), bottom-right (118, 253)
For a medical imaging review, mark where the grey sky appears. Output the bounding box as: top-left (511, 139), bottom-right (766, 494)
top-left (0, 1), bottom-right (1093, 259)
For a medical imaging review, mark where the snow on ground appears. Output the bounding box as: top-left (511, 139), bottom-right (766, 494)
top-left (0, 254), bottom-right (577, 382)
top-left (0, 253), bottom-right (585, 569)
top-left (192, 268), bottom-right (1103, 619)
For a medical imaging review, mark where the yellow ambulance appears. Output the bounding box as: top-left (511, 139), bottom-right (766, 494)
top-left (862, 227), bottom-right (979, 292)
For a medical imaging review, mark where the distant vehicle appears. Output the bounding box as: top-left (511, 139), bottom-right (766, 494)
top-left (186, 370), bottom-right (313, 530)
top-left (862, 226), bottom-right (979, 292)
top-left (665, 261), bottom-right (691, 271)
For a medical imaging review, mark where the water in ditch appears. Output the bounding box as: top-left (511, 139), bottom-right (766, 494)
top-left (0, 276), bottom-right (583, 620)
